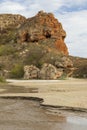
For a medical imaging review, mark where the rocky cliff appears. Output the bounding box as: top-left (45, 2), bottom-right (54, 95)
top-left (0, 14), bottom-right (26, 30)
top-left (0, 11), bottom-right (86, 79)
top-left (0, 14), bottom-right (26, 45)
top-left (17, 11), bottom-right (68, 55)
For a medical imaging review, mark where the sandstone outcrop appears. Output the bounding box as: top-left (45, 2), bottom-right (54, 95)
top-left (61, 57), bottom-right (73, 68)
top-left (17, 11), bottom-right (68, 55)
top-left (1, 11), bottom-right (82, 80)
top-left (55, 57), bottom-right (73, 68)
top-left (24, 64), bottom-right (63, 80)
top-left (0, 14), bottom-right (26, 30)
top-left (40, 63), bottom-right (63, 79)
top-left (24, 65), bottom-right (40, 79)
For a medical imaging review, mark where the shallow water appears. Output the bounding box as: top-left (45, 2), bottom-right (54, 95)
top-left (0, 98), bottom-right (87, 130)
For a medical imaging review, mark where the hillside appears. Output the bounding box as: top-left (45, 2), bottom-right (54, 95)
top-left (0, 11), bottom-right (87, 79)
top-left (69, 56), bottom-right (87, 78)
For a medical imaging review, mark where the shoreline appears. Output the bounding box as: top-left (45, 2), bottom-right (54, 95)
top-left (0, 97), bottom-right (87, 130)
top-left (0, 95), bottom-right (87, 113)
top-left (0, 78), bottom-right (87, 113)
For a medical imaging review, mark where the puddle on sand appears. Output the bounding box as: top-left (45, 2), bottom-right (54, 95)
top-left (67, 116), bottom-right (87, 125)
top-left (27, 87), bottom-right (38, 93)
top-left (0, 98), bottom-right (87, 130)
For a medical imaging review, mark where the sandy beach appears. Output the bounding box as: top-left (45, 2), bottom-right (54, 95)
top-left (0, 78), bottom-right (87, 130)
top-left (0, 98), bottom-right (87, 130)
top-left (0, 78), bottom-right (87, 110)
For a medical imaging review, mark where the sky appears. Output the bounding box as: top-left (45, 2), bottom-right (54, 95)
top-left (0, 0), bottom-right (87, 58)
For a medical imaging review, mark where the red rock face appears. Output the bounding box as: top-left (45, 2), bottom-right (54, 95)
top-left (55, 39), bottom-right (69, 55)
top-left (18, 11), bottom-right (68, 55)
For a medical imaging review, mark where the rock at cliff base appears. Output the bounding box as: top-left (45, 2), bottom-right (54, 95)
top-left (40, 63), bottom-right (63, 79)
top-left (24, 65), bottom-right (40, 79)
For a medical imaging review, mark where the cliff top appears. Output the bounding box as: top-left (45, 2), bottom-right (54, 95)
top-left (0, 14), bottom-right (26, 29)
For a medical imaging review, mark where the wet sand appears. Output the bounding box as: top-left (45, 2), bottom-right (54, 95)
top-left (0, 78), bottom-right (87, 129)
top-left (0, 98), bottom-right (87, 130)
top-left (1, 78), bottom-right (87, 110)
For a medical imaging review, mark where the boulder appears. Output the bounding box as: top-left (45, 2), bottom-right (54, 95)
top-left (40, 63), bottom-right (63, 79)
top-left (61, 57), bottom-right (73, 68)
top-left (24, 64), bottom-right (63, 80)
top-left (24, 65), bottom-right (40, 79)
top-left (55, 57), bottom-right (73, 68)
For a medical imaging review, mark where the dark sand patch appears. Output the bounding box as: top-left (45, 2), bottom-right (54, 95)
top-left (0, 98), bottom-right (87, 130)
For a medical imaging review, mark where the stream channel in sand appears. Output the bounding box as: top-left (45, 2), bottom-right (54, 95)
top-left (0, 98), bottom-right (87, 130)
top-left (0, 79), bottom-right (87, 130)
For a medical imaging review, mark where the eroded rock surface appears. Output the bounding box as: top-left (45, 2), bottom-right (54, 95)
top-left (18, 11), bottom-right (68, 55)
top-left (24, 64), bottom-right (63, 80)
top-left (1, 11), bottom-right (84, 79)
top-left (40, 63), bottom-right (63, 79)
top-left (24, 65), bottom-right (40, 79)
top-left (0, 14), bottom-right (26, 30)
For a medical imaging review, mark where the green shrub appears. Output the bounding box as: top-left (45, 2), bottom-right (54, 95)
top-left (58, 73), bottom-right (67, 80)
top-left (40, 52), bottom-right (62, 66)
top-left (74, 66), bottom-right (87, 78)
top-left (0, 45), bottom-right (16, 56)
top-left (0, 27), bottom-right (16, 44)
top-left (10, 64), bottom-right (24, 79)
top-left (0, 76), bottom-right (6, 82)
top-left (25, 44), bottom-right (63, 68)
top-left (25, 45), bottom-right (45, 67)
